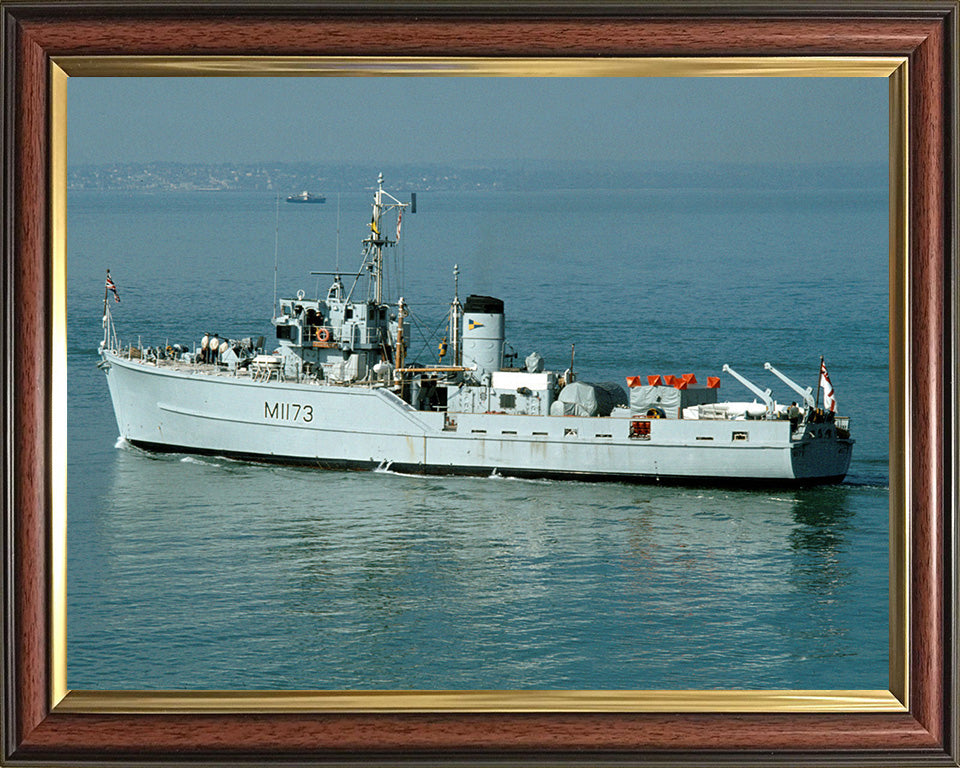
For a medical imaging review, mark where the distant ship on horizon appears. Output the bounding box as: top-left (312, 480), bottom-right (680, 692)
top-left (285, 190), bottom-right (326, 204)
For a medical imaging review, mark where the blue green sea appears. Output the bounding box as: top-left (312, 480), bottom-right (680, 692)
top-left (66, 167), bottom-right (889, 690)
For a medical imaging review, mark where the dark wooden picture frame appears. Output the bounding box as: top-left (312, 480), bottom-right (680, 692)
top-left (2, 3), bottom-right (957, 765)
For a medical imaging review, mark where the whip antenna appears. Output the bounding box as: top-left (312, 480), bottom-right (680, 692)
top-left (272, 193), bottom-right (280, 319)
top-left (335, 191), bottom-right (342, 274)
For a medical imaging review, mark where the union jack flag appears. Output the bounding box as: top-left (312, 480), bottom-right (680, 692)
top-left (106, 272), bottom-right (121, 303)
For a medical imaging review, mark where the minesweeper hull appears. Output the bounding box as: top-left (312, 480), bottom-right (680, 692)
top-left (101, 350), bottom-right (853, 485)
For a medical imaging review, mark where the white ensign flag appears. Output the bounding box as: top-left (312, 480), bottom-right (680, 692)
top-left (820, 359), bottom-right (836, 412)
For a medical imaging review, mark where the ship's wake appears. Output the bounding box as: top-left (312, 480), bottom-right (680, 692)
top-left (180, 455), bottom-right (221, 468)
top-left (486, 469), bottom-right (552, 485)
top-left (372, 460), bottom-right (423, 479)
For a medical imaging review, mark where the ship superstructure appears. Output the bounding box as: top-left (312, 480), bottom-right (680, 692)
top-left (98, 175), bottom-right (854, 484)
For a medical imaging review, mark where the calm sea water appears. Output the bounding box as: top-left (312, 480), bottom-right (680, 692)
top-left (66, 171), bottom-right (889, 690)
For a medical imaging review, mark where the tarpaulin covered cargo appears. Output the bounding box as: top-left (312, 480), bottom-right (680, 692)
top-left (549, 381), bottom-right (628, 417)
top-left (629, 385), bottom-right (718, 418)
top-left (525, 351), bottom-right (544, 373)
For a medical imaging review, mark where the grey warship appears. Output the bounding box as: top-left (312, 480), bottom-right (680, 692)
top-left (99, 174), bottom-right (853, 485)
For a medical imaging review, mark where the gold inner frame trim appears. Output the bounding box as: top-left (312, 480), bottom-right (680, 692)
top-left (48, 55), bottom-right (909, 715)
top-left (886, 61), bottom-right (910, 709)
top-left (50, 62), bottom-right (69, 708)
top-left (57, 688), bottom-right (904, 715)
top-left (54, 55), bottom-right (905, 78)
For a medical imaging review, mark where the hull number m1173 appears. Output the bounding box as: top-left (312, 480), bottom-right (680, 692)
top-left (265, 402), bottom-right (314, 422)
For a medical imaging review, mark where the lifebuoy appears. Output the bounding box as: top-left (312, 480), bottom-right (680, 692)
top-left (316, 327), bottom-right (331, 342)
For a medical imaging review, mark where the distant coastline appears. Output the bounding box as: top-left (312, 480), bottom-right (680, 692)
top-left (68, 161), bottom-right (888, 194)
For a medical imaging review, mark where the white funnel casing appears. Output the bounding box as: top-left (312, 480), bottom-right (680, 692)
top-left (461, 295), bottom-right (504, 380)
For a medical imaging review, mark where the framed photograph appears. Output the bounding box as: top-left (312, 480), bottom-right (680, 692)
top-left (3, 3), bottom-right (957, 765)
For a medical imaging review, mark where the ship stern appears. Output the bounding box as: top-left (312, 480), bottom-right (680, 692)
top-left (790, 432), bottom-right (854, 483)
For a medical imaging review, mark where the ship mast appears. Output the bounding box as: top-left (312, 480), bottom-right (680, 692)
top-left (363, 172), bottom-right (409, 305)
top-left (372, 175), bottom-right (385, 303)
top-left (449, 264), bottom-right (463, 366)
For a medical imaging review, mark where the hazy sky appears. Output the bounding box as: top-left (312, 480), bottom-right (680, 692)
top-left (68, 76), bottom-right (887, 167)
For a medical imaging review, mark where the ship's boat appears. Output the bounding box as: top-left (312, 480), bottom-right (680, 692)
top-left (98, 174), bottom-right (854, 485)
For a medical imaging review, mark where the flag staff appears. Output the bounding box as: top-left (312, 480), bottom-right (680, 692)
top-left (815, 355), bottom-right (824, 409)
